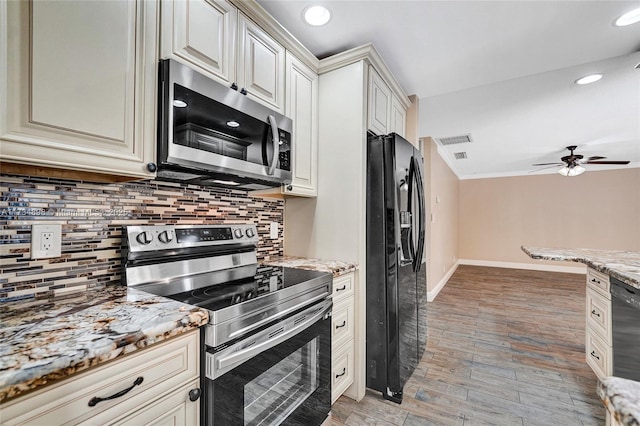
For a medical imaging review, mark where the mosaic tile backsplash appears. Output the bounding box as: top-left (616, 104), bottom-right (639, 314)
top-left (0, 174), bottom-right (284, 302)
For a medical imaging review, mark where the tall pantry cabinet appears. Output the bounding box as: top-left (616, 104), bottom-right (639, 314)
top-left (284, 44), bottom-right (414, 401)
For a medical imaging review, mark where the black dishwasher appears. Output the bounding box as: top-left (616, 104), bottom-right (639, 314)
top-left (611, 276), bottom-right (640, 381)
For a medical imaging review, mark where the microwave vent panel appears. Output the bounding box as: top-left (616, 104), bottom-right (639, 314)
top-left (437, 134), bottom-right (473, 145)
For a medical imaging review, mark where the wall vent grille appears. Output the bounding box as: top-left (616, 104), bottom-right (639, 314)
top-left (453, 152), bottom-right (468, 160)
top-left (438, 134), bottom-right (473, 145)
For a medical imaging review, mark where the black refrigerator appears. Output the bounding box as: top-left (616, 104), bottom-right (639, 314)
top-left (366, 132), bottom-right (427, 403)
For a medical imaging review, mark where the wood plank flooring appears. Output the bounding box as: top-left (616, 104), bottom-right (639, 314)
top-left (330, 265), bottom-right (605, 425)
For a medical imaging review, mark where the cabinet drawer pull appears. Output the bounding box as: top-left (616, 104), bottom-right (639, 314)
top-left (336, 285), bottom-right (347, 292)
top-left (336, 368), bottom-right (346, 378)
top-left (88, 376), bottom-right (144, 407)
top-left (336, 321), bottom-right (347, 329)
top-left (591, 278), bottom-right (601, 284)
top-left (590, 351), bottom-right (600, 361)
top-left (591, 309), bottom-right (601, 317)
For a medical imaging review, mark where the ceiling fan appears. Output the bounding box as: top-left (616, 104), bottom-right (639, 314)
top-left (532, 145), bottom-right (631, 177)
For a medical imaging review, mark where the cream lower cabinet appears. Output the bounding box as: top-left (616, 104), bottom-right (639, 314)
top-left (585, 268), bottom-right (612, 379)
top-left (331, 272), bottom-right (355, 403)
top-left (161, 0), bottom-right (285, 113)
top-left (0, 0), bottom-right (157, 179)
top-left (1, 331), bottom-right (200, 426)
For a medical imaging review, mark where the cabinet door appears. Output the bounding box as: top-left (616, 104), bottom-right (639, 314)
top-left (237, 13), bottom-right (285, 112)
top-left (161, 0), bottom-right (237, 86)
top-left (390, 94), bottom-right (407, 138)
top-left (368, 66), bottom-right (391, 136)
top-left (283, 53), bottom-right (318, 197)
top-left (0, 0), bottom-right (157, 179)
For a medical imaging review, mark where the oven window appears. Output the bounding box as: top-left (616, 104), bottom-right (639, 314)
top-left (243, 337), bottom-right (319, 426)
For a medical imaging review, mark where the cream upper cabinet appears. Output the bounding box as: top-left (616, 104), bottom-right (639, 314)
top-left (161, 0), bottom-right (285, 112)
top-left (0, 0), bottom-right (157, 179)
top-left (237, 13), bottom-right (285, 112)
top-left (161, 0), bottom-right (237, 86)
top-left (390, 94), bottom-right (407, 138)
top-left (368, 66), bottom-right (392, 136)
top-left (283, 52), bottom-right (318, 197)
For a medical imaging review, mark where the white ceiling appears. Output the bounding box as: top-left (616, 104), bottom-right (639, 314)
top-left (257, 0), bottom-right (640, 179)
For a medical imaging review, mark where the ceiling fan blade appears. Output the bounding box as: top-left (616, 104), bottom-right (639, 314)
top-left (585, 160), bottom-right (630, 165)
top-left (528, 164), bottom-right (563, 173)
top-left (532, 162), bottom-right (564, 166)
top-left (587, 156), bottom-right (606, 161)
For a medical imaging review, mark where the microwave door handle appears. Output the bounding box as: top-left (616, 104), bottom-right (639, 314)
top-left (267, 115), bottom-right (280, 176)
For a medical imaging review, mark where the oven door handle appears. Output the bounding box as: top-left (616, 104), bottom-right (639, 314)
top-left (227, 290), bottom-right (329, 341)
top-left (216, 300), bottom-right (332, 373)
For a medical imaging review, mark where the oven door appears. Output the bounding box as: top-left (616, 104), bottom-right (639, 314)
top-left (205, 299), bottom-right (332, 426)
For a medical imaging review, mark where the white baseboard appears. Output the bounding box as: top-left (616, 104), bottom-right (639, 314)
top-left (457, 259), bottom-right (586, 274)
top-left (427, 261), bottom-right (459, 302)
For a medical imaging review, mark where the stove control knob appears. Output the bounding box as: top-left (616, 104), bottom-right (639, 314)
top-left (158, 230), bottom-right (173, 244)
top-left (245, 228), bottom-right (255, 238)
top-left (233, 228), bottom-right (244, 239)
top-left (136, 231), bottom-right (153, 245)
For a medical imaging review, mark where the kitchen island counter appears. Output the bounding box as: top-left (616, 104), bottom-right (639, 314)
top-left (598, 376), bottom-right (640, 426)
top-left (521, 247), bottom-right (640, 289)
top-left (0, 285), bottom-right (208, 402)
top-left (263, 256), bottom-right (358, 278)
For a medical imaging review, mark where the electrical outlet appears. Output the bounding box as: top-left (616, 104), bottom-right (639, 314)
top-left (31, 224), bottom-right (62, 259)
top-left (269, 222), bottom-right (278, 239)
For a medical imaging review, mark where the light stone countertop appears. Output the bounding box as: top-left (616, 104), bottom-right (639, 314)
top-left (598, 377), bottom-right (640, 426)
top-left (521, 247), bottom-right (640, 289)
top-left (262, 256), bottom-right (359, 278)
top-left (0, 285), bottom-right (208, 402)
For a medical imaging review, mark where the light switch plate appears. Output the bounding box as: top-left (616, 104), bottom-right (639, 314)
top-left (31, 224), bottom-right (62, 259)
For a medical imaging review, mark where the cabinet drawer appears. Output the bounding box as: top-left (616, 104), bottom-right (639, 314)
top-left (332, 296), bottom-right (354, 350)
top-left (586, 287), bottom-right (612, 344)
top-left (586, 330), bottom-right (612, 379)
top-left (2, 331), bottom-right (199, 426)
top-left (332, 273), bottom-right (354, 302)
top-left (113, 379), bottom-right (200, 426)
top-left (587, 268), bottom-right (610, 298)
top-left (331, 342), bottom-right (354, 404)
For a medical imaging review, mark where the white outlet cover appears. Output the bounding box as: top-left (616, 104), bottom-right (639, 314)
top-left (270, 222), bottom-right (278, 239)
top-left (31, 224), bottom-right (62, 259)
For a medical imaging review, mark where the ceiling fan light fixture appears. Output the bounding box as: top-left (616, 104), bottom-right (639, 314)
top-left (615, 7), bottom-right (640, 26)
top-left (558, 165), bottom-right (585, 177)
top-left (303, 5), bottom-right (331, 26)
top-left (575, 74), bottom-right (603, 85)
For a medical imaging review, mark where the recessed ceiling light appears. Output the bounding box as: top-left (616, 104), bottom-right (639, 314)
top-left (303, 5), bottom-right (331, 26)
top-left (615, 7), bottom-right (640, 26)
top-left (173, 100), bottom-right (187, 108)
top-left (575, 74), bottom-right (603, 85)
top-left (226, 120), bottom-right (240, 128)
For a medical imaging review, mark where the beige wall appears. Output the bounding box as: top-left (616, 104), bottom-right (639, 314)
top-left (425, 138), bottom-right (459, 294)
top-left (458, 168), bottom-right (640, 265)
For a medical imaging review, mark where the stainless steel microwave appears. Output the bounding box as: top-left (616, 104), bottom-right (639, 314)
top-left (156, 59), bottom-right (292, 190)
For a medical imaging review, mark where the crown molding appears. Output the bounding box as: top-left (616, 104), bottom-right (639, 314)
top-left (319, 43), bottom-right (411, 109)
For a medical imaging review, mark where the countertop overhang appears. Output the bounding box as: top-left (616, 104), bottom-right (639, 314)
top-left (0, 285), bottom-right (208, 402)
top-left (521, 246), bottom-right (640, 289)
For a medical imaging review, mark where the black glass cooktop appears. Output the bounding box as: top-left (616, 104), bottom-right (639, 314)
top-left (168, 264), bottom-right (330, 312)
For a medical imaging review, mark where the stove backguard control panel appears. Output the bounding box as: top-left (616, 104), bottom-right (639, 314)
top-left (126, 224), bottom-right (259, 252)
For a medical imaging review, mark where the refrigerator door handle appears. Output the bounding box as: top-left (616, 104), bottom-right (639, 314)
top-left (412, 156), bottom-right (426, 272)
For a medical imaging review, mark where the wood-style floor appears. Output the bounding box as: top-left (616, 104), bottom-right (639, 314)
top-left (331, 265), bottom-right (605, 425)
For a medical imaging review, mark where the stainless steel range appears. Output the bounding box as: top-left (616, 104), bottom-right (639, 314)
top-left (123, 224), bottom-right (332, 426)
